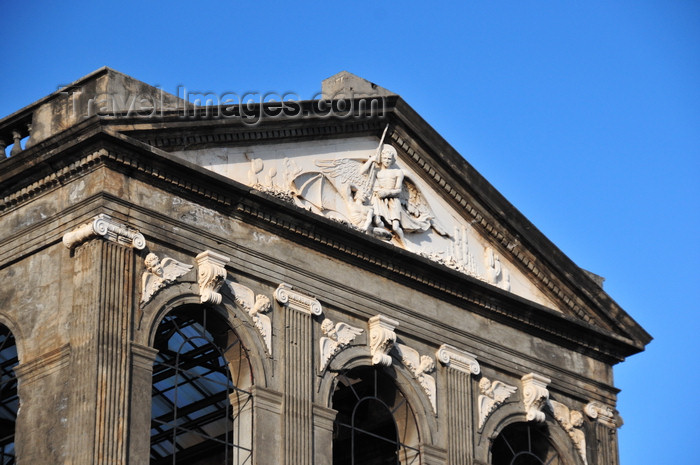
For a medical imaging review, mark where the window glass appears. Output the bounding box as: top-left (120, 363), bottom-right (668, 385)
top-left (150, 306), bottom-right (253, 465)
top-left (332, 366), bottom-right (420, 465)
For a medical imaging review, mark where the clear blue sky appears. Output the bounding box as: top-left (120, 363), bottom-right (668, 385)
top-left (1, 1), bottom-right (697, 463)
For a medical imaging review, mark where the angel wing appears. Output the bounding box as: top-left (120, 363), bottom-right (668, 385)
top-left (159, 257), bottom-right (193, 282)
top-left (291, 171), bottom-right (346, 214)
top-left (478, 395), bottom-right (496, 428)
top-left (491, 380), bottom-right (518, 403)
top-left (395, 343), bottom-right (421, 373)
top-left (141, 273), bottom-right (164, 304)
top-left (315, 158), bottom-right (373, 198)
top-left (551, 400), bottom-right (572, 429)
top-left (334, 322), bottom-right (363, 345)
top-left (398, 176), bottom-right (450, 236)
top-left (228, 282), bottom-right (256, 312)
top-left (319, 336), bottom-right (339, 371)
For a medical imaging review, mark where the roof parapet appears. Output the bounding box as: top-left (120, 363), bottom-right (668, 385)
top-left (0, 67), bottom-right (187, 157)
top-left (321, 71), bottom-right (395, 100)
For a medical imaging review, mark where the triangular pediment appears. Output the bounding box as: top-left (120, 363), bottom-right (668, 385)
top-left (168, 135), bottom-right (561, 312)
top-left (0, 67), bottom-right (650, 353)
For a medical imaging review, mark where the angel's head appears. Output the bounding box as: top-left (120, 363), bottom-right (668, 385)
top-left (479, 377), bottom-right (491, 393)
top-left (321, 318), bottom-right (335, 335)
top-left (379, 145), bottom-right (397, 168)
top-left (144, 253), bottom-right (160, 273)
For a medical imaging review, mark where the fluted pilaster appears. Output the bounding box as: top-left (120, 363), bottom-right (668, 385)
top-left (437, 344), bottom-right (480, 465)
top-left (68, 237), bottom-right (136, 465)
top-left (276, 284), bottom-right (320, 465)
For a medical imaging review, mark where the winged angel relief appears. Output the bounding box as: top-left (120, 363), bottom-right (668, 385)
top-left (292, 128), bottom-right (449, 247)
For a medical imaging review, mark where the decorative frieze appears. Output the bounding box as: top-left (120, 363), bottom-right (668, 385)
top-left (62, 214), bottom-right (146, 250)
top-left (196, 251), bottom-right (229, 305)
top-left (274, 283), bottom-right (322, 316)
top-left (318, 318), bottom-right (363, 371)
top-left (368, 314), bottom-right (398, 367)
top-left (228, 281), bottom-right (273, 355)
top-left (551, 400), bottom-right (587, 465)
top-left (140, 253), bottom-right (193, 305)
top-left (585, 401), bottom-right (618, 428)
top-left (436, 344), bottom-right (480, 375)
top-left (478, 377), bottom-right (517, 429)
top-left (521, 373), bottom-right (550, 423)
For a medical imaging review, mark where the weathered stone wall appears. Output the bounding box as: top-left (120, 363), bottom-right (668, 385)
top-left (0, 159), bottom-right (621, 465)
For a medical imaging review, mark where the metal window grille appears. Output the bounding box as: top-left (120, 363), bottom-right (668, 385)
top-left (150, 306), bottom-right (253, 465)
top-left (0, 326), bottom-right (17, 465)
top-left (491, 422), bottom-right (562, 465)
top-left (332, 366), bottom-right (421, 465)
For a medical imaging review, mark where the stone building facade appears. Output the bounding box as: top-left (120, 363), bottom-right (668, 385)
top-left (0, 68), bottom-right (650, 464)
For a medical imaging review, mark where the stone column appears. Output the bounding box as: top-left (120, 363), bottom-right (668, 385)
top-left (313, 404), bottom-right (337, 465)
top-left (585, 401), bottom-right (620, 465)
top-left (252, 386), bottom-right (284, 464)
top-left (128, 343), bottom-right (159, 463)
top-left (275, 283), bottom-right (322, 465)
top-left (436, 344), bottom-right (480, 465)
top-left (63, 215), bottom-right (145, 465)
top-left (13, 345), bottom-right (71, 464)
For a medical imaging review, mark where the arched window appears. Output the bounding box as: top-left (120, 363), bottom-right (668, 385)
top-left (332, 366), bottom-right (421, 465)
top-left (491, 422), bottom-right (562, 465)
top-left (150, 305), bottom-right (253, 465)
top-left (0, 325), bottom-right (18, 465)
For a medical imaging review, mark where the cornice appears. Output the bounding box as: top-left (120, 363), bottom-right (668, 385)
top-left (389, 130), bottom-right (599, 327)
top-left (107, 110), bottom-right (642, 343)
top-left (0, 127), bottom-right (645, 362)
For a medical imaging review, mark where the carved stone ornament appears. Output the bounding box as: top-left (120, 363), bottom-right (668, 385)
top-left (319, 318), bottom-right (363, 372)
top-left (291, 136), bottom-right (449, 247)
top-left (228, 281), bottom-right (273, 355)
top-left (368, 315), bottom-right (398, 367)
top-left (396, 343), bottom-right (437, 414)
top-left (436, 344), bottom-right (480, 375)
top-left (478, 377), bottom-right (517, 429)
top-left (585, 401), bottom-right (618, 428)
top-left (484, 247), bottom-right (511, 291)
top-left (196, 251), bottom-right (229, 305)
top-left (521, 373), bottom-right (551, 423)
top-left (62, 214), bottom-right (146, 250)
top-left (140, 253), bottom-right (193, 306)
top-left (551, 400), bottom-right (588, 465)
top-left (274, 283), bottom-right (322, 316)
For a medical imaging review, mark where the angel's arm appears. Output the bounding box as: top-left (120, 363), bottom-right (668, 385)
top-left (360, 156), bottom-right (377, 175)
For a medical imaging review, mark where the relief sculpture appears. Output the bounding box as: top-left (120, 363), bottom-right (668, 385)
top-left (140, 253), bottom-right (193, 306)
top-left (291, 127), bottom-right (449, 247)
top-left (318, 318), bottom-right (363, 372)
